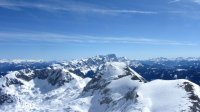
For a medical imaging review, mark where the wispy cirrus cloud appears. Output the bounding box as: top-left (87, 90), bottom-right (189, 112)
top-left (169, 0), bottom-right (200, 4)
top-left (194, 0), bottom-right (200, 4)
top-left (168, 0), bottom-right (181, 4)
top-left (0, 32), bottom-right (197, 46)
top-left (0, 0), bottom-right (157, 15)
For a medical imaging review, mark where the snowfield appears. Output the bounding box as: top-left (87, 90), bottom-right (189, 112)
top-left (137, 79), bottom-right (194, 112)
top-left (0, 61), bottom-right (200, 112)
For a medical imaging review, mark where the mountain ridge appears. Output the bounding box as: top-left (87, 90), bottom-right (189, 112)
top-left (0, 58), bottom-right (200, 111)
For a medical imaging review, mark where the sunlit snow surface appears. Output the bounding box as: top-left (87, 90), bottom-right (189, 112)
top-left (0, 62), bottom-right (200, 112)
top-left (137, 80), bottom-right (194, 112)
top-left (0, 69), bottom-right (91, 112)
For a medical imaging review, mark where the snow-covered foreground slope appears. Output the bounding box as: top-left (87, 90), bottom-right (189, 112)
top-left (137, 79), bottom-right (200, 112)
top-left (0, 62), bottom-right (200, 112)
top-left (0, 68), bottom-right (90, 111)
top-left (72, 62), bottom-right (200, 112)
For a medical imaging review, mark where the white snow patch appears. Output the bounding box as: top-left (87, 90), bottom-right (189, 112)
top-left (101, 62), bottom-right (127, 80)
top-left (176, 69), bottom-right (187, 72)
top-left (108, 76), bottom-right (141, 100)
top-left (137, 79), bottom-right (193, 112)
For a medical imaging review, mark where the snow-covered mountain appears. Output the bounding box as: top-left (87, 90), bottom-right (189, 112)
top-left (134, 57), bottom-right (200, 85)
top-left (0, 60), bottom-right (54, 77)
top-left (53, 54), bottom-right (142, 78)
top-left (72, 62), bottom-right (200, 112)
top-left (0, 58), bottom-right (200, 112)
top-left (146, 57), bottom-right (200, 62)
top-left (60, 54), bottom-right (120, 77)
top-left (0, 67), bottom-right (90, 111)
top-left (0, 59), bottom-right (44, 64)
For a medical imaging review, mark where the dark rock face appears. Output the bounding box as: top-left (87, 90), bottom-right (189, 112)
top-left (85, 70), bottom-right (95, 78)
top-left (47, 69), bottom-right (63, 86)
top-left (182, 82), bottom-right (200, 112)
top-left (69, 69), bottom-right (85, 78)
top-left (0, 94), bottom-right (14, 105)
top-left (15, 69), bottom-right (75, 86)
top-left (16, 69), bottom-right (36, 81)
top-left (5, 77), bottom-right (23, 87)
top-left (47, 70), bottom-right (74, 86)
top-left (125, 88), bottom-right (138, 101)
top-left (83, 75), bottom-right (110, 94)
top-left (0, 88), bottom-right (15, 106)
top-left (34, 69), bottom-right (49, 80)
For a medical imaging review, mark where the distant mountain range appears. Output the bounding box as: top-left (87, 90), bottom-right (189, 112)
top-left (1, 54), bottom-right (200, 84)
top-left (0, 54), bottom-right (200, 111)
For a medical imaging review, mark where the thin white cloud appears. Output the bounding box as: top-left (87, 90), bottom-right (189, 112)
top-left (168, 0), bottom-right (181, 4)
top-left (0, 32), bottom-right (197, 46)
top-left (193, 0), bottom-right (200, 4)
top-left (169, 0), bottom-right (200, 4)
top-left (0, 0), bottom-right (156, 15)
top-left (91, 9), bottom-right (157, 14)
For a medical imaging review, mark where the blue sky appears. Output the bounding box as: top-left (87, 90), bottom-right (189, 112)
top-left (0, 0), bottom-right (200, 60)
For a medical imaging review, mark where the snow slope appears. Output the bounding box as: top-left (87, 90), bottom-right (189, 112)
top-left (137, 79), bottom-right (199, 112)
top-left (0, 61), bottom-right (200, 112)
top-left (0, 68), bottom-right (90, 112)
top-left (77, 62), bottom-right (200, 112)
